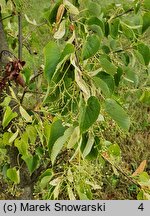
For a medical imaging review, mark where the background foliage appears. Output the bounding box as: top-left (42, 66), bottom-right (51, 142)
top-left (0, 0), bottom-right (149, 200)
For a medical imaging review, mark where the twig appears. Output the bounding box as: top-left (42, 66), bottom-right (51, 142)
top-left (29, 71), bottom-right (43, 84)
top-left (102, 154), bottom-right (142, 188)
top-left (18, 12), bottom-right (22, 60)
top-left (0, 14), bottom-right (13, 22)
top-left (20, 71), bottom-right (43, 104)
top-left (112, 8), bottom-right (134, 20)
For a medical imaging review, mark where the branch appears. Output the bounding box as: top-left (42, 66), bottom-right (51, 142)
top-left (112, 8), bottom-right (134, 20)
top-left (0, 14), bottom-right (13, 22)
top-left (20, 70), bottom-right (43, 104)
top-left (101, 154), bottom-right (142, 188)
top-left (18, 12), bottom-right (22, 60)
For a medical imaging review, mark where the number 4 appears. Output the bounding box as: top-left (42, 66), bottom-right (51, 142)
top-left (138, 203), bottom-right (144, 211)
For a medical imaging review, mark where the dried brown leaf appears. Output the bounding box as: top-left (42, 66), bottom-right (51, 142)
top-left (102, 151), bottom-right (110, 160)
top-left (56, 4), bottom-right (65, 24)
top-left (132, 160), bottom-right (147, 177)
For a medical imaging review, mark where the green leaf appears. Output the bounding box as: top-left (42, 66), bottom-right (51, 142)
top-left (7, 167), bottom-right (20, 184)
top-left (93, 76), bottom-right (111, 97)
top-left (137, 190), bottom-right (144, 200)
top-left (40, 175), bottom-right (53, 189)
top-left (139, 172), bottom-right (149, 183)
top-left (51, 127), bottom-right (74, 165)
top-left (76, 184), bottom-right (92, 200)
top-left (86, 17), bottom-right (105, 33)
top-left (97, 72), bottom-right (115, 93)
top-left (60, 43), bottom-right (74, 62)
top-left (2, 132), bottom-right (12, 146)
top-left (104, 98), bottom-right (130, 131)
top-left (48, 0), bottom-right (62, 24)
top-left (99, 58), bottom-right (117, 76)
top-left (2, 106), bottom-right (18, 129)
top-left (142, 12), bottom-right (150, 33)
top-left (110, 18), bottom-right (120, 38)
top-left (26, 125), bottom-right (37, 144)
top-left (121, 23), bottom-right (135, 40)
top-left (139, 90), bottom-right (150, 105)
top-left (48, 119), bottom-right (66, 153)
top-left (124, 67), bottom-right (138, 86)
top-left (104, 21), bottom-right (109, 37)
top-left (102, 45), bottom-right (110, 54)
top-left (44, 41), bottom-right (61, 82)
top-left (22, 154), bottom-right (39, 174)
top-left (114, 67), bottom-right (123, 87)
top-left (82, 35), bottom-right (100, 60)
top-left (134, 2), bottom-right (141, 14)
top-left (143, 0), bottom-right (150, 10)
top-left (87, 25), bottom-right (103, 38)
top-left (0, 96), bottom-right (11, 107)
top-left (108, 144), bottom-right (121, 158)
top-left (134, 50), bottom-right (145, 65)
top-left (79, 96), bottom-right (100, 133)
top-left (14, 132), bottom-right (29, 156)
top-left (137, 189), bottom-right (150, 200)
top-left (137, 43), bottom-right (150, 66)
top-left (40, 168), bottom-right (53, 179)
top-left (80, 134), bottom-right (100, 160)
top-left (23, 68), bottom-right (31, 84)
top-left (87, 2), bottom-right (101, 17)
top-left (86, 136), bottom-right (100, 160)
top-left (43, 121), bottom-right (51, 144)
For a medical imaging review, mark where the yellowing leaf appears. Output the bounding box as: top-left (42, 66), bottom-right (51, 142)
top-left (7, 168), bottom-right (20, 184)
top-left (82, 133), bottom-right (95, 158)
top-left (63, 0), bottom-right (79, 15)
top-left (67, 126), bottom-right (80, 148)
top-left (67, 169), bottom-right (73, 183)
top-left (51, 127), bottom-right (74, 165)
top-left (67, 184), bottom-right (76, 200)
top-left (101, 151), bottom-right (110, 160)
top-left (49, 177), bottom-right (61, 186)
top-left (19, 106), bottom-right (32, 122)
top-left (2, 106), bottom-right (18, 129)
top-left (75, 69), bottom-right (90, 99)
top-left (9, 86), bottom-right (18, 101)
top-left (54, 20), bottom-right (66, 39)
top-left (132, 160), bottom-right (147, 177)
top-left (9, 129), bottom-right (19, 143)
top-left (24, 14), bottom-right (37, 25)
top-left (53, 182), bottom-right (61, 199)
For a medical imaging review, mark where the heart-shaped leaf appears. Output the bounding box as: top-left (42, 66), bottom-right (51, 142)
top-left (104, 98), bottom-right (130, 131)
top-left (79, 96), bottom-right (100, 133)
top-left (82, 34), bottom-right (100, 60)
top-left (44, 41), bottom-right (61, 82)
